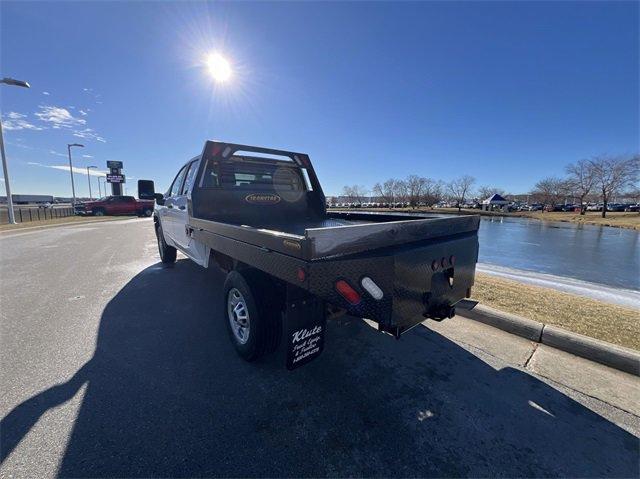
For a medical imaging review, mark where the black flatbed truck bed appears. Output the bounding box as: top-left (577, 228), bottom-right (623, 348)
top-left (144, 141), bottom-right (480, 369)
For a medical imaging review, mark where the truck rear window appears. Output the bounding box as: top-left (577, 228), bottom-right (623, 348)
top-left (201, 159), bottom-right (305, 191)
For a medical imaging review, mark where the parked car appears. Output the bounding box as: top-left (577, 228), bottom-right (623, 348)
top-left (607, 203), bottom-right (626, 212)
top-left (74, 195), bottom-right (155, 217)
top-left (624, 204), bottom-right (640, 212)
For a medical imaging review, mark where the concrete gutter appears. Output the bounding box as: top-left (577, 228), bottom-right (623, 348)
top-left (457, 304), bottom-right (640, 377)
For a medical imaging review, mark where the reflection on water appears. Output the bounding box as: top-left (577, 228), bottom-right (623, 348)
top-left (478, 216), bottom-right (639, 291)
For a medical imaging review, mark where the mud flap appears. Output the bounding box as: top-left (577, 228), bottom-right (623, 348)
top-left (285, 287), bottom-right (326, 370)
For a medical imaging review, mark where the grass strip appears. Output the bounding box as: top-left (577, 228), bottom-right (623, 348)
top-left (0, 215), bottom-right (128, 232)
top-left (472, 273), bottom-right (639, 351)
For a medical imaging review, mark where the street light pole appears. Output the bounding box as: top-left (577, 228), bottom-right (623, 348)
top-left (96, 175), bottom-right (101, 198)
top-left (1, 77), bottom-right (31, 224)
top-left (66, 143), bottom-right (84, 205)
top-left (86, 165), bottom-right (97, 199)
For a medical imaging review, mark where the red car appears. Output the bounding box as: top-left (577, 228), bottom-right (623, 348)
top-left (75, 195), bottom-right (154, 217)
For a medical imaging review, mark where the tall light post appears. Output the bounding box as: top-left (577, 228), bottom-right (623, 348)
top-left (1, 77), bottom-right (31, 224)
top-left (98, 176), bottom-right (106, 198)
top-left (96, 175), bottom-right (101, 198)
top-left (86, 165), bottom-right (97, 199)
top-left (67, 143), bottom-right (84, 205)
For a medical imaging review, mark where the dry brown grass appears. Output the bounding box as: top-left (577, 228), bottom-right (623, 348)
top-left (518, 211), bottom-right (640, 230)
top-left (472, 273), bottom-right (640, 351)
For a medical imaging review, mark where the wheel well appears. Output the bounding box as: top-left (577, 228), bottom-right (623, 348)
top-left (209, 250), bottom-right (234, 273)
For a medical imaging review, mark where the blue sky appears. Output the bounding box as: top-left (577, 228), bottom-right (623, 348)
top-left (1, 1), bottom-right (638, 198)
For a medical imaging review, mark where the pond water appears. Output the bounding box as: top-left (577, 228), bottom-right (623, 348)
top-left (477, 216), bottom-right (639, 307)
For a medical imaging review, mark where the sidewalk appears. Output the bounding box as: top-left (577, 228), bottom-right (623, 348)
top-left (425, 315), bottom-right (640, 418)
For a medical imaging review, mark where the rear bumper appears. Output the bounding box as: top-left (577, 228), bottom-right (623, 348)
top-left (307, 231), bottom-right (479, 335)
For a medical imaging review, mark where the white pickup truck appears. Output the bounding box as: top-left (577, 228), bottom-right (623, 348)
top-left (140, 141), bottom-right (480, 369)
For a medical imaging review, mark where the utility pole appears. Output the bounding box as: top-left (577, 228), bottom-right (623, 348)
top-left (86, 165), bottom-right (97, 199)
top-left (67, 143), bottom-right (84, 205)
top-left (1, 77), bottom-right (30, 224)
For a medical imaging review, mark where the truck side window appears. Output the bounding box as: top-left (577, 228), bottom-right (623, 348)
top-left (170, 165), bottom-right (188, 197)
top-left (181, 160), bottom-right (200, 195)
top-left (201, 160), bottom-right (220, 188)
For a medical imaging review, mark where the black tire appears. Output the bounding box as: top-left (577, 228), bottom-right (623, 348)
top-left (93, 209), bottom-right (105, 216)
top-left (156, 223), bottom-right (177, 264)
top-left (223, 270), bottom-right (281, 361)
top-left (142, 208), bottom-right (153, 217)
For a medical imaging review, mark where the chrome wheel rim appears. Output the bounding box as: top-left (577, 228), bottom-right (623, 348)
top-left (227, 288), bottom-right (250, 344)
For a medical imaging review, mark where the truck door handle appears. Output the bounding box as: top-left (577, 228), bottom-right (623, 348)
top-left (167, 204), bottom-right (173, 209)
top-left (178, 205), bottom-right (186, 210)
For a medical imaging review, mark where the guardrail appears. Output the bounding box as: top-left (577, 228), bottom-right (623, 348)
top-left (0, 206), bottom-right (75, 224)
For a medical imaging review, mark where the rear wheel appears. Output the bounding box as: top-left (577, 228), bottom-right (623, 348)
top-left (142, 208), bottom-right (153, 217)
top-left (156, 223), bottom-right (177, 264)
top-left (223, 270), bottom-right (281, 361)
top-left (93, 209), bottom-right (105, 216)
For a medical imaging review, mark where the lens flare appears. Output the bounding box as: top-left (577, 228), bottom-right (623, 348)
top-left (206, 53), bottom-right (232, 83)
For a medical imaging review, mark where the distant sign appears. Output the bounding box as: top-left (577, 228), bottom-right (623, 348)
top-left (106, 174), bottom-right (126, 184)
top-left (106, 160), bottom-right (123, 169)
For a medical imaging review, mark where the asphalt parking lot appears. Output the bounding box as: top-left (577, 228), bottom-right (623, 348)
top-left (1, 218), bottom-right (638, 478)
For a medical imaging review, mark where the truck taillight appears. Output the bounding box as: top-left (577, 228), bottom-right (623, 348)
top-left (361, 276), bottom-right (383, 300)
top-left (335, 280), bottom-right (361, 305)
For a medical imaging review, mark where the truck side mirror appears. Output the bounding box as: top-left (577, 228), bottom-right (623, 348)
top-left (137, 179), bottom-right (156, 200)
top-left (154, 193), bottom-right (165, 206)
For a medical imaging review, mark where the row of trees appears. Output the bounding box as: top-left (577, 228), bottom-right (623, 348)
top-left (340, 154), bottom-right (639, 217)
top-left (531, 155), bottom-right (639, 217)
top-left (344, 175), bottom-right (479, 212)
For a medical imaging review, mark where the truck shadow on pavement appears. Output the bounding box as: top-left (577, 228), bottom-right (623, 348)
top-left (2, 259), bottom-right (638, 477)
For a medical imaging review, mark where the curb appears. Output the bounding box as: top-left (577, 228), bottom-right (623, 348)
top-left (457, 304), bottom-right (640, 377)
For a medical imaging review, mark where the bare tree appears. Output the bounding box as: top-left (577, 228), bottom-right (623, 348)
top-left (423, 179), bottom-right (445, 207)
top-left (405, 175), bottom-right (428, 208)
top-left (392, 179), bottom-right (408, 206)
top-left (447, 175), bottom-right (476, 212)
top-left (565, 159), bottom-right (595, 215)
top-left (372, 179), bottom-right (396, 206)
top-left (342, 185), bottom-right (368, 204)
top-left (530, 177), bottom-right (568, 210)
top-left (590, 155), bottom-right (639, 218)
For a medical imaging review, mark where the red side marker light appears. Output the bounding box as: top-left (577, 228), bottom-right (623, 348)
top-left (335, 280), bottom-right (361, 305)
top-left (297, 267), bottom-right (306, 282)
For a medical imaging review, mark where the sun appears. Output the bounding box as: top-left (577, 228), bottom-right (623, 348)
top-left (206, 53), bottom-right (232, 83)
